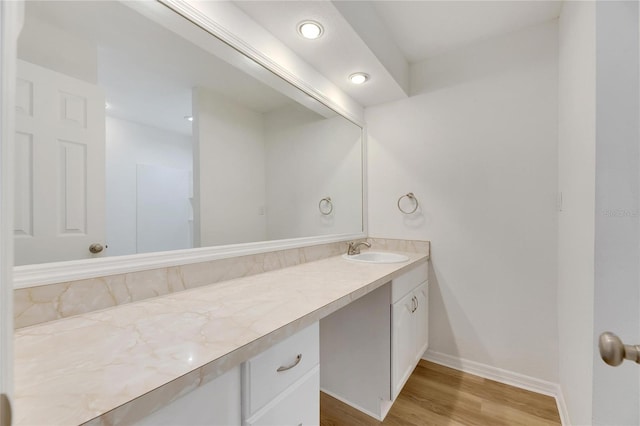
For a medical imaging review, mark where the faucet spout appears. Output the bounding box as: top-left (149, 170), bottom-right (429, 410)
top-left (347, 241), bottom-right (371, 255)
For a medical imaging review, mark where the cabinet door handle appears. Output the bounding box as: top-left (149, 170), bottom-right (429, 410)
top-left (411, 296), bottom-right (417, 313)
top-left (277, 354), bottom-right (302, 372)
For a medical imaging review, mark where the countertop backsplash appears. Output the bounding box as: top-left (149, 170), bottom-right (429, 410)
top-left (14, 238), bottom-right (429, 329)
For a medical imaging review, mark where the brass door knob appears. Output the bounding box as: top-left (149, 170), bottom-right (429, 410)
top-left (89, 243), bottom-right (104, 254)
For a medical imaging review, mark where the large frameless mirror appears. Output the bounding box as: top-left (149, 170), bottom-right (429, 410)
top-left (13, 0), bottom-right (363, 267)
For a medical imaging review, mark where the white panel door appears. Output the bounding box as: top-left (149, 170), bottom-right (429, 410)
top-left (14, 60), bottom-right (105, 265)
top-left (1, 3), bottom-right (22, 424)
top-left (593, 2), bottom-right (640, 424)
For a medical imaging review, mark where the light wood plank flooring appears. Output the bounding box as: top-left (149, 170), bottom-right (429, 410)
top-left (320, 360), bottom-right (561, 426)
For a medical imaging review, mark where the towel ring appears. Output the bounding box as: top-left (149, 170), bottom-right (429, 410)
top-left (319, 197), bottom-right (333, 215)
top-left (397, 193), bottom-right (419, 214)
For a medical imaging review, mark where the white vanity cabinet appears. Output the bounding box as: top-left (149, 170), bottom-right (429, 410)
top-left (134, 366), bottom-right (242, 426)
top-left (135, 323), bottom-right (319, 426)
top-left (242, 322), bottom-right (320, 426)
top-left (320, 260), bottom-right (429, 420)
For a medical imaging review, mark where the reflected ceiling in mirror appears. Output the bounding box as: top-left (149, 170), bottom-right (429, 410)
top-left (14, 0), bottom-right (363, 266)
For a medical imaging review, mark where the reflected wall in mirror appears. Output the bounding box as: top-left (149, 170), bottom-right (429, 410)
top-left (14, 1), bottom-right (363, 266)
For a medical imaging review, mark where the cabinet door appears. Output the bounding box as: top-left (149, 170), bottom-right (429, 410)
top-left (414, 282), bottom-right (429, 363)
top-left (391, 291), bottom-right (416, 400)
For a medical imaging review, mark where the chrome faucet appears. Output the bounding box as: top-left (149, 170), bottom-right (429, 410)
top-left (347, 241), bottom-right (371, 255)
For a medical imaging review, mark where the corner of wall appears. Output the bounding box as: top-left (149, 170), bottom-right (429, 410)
top-left (555, 385), bottom-right (572, 426)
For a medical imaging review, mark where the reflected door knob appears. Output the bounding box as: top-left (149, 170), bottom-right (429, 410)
top-left (89, 243), bottom-right (104, 254)
top-left (599, 332), bottom-right (640, 366)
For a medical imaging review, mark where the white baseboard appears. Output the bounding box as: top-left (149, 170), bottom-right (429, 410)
top-left (554, 386), bottom-right (571, 426)
top-left (423, 350), bottom-right (571, 426)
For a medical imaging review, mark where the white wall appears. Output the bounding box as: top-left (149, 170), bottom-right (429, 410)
top-left (193, 87), bottom-right (267, 247)
top-left (17, 7), bottom-right (97, 84)
top-left (105, 116), bottom-right (192, 256)
top-left (557, 2), bottom-right (596, 424)
top-left (593, 2), bottom-right (640, 424)
top-left (264, 104), bottom-right (362, 240)
top-left (366, 22), bottom-right (559, 382)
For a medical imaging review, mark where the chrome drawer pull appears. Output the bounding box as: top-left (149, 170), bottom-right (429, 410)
top-left (277, 354), bottom-right (302, 372)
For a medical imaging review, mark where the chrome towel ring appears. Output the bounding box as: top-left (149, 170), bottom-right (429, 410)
top-left (398, 192), bottom-right (419, 214)
top-left (319, 197), bottom-right (333, 215)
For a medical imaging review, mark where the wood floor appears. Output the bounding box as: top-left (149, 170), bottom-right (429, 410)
top-left (320, 360), bottom-right (561, 426)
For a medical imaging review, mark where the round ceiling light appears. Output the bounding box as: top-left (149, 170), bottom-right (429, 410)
top-left (349, 72), bottom-right (369, 85)
top-left (297, 20), bottom-right (324, 40)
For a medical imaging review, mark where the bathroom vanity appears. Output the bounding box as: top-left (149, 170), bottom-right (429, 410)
top-left (13, 251), bottom-right (429, 425)
top-left (138, 260), bottom-right (429, 425)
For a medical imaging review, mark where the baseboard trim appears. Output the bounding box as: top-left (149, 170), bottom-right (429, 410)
top-left (423, 350), bottom-right (570, 426)
top-left (320, 388), bottom-right (384, 421)
top-left (554, 386), bottom-right (571, 426)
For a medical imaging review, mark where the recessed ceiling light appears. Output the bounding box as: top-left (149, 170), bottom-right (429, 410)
top-left (297, 20), bottom-right (324, 40)
top-left (349, 72), bottom-right (369, 85)
top-left (184, 115), bottom-right (193, 122)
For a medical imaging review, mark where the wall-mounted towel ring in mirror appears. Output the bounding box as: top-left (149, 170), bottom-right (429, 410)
top-left (319, 197), bottom-right (333, 215)
top-left (398, 193), bottom-right (419, 214)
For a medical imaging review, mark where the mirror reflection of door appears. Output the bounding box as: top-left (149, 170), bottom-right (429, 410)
top-left (13, 0), bottom-right (363, 267)
top-left (14, 59), bottom-right (105, 265)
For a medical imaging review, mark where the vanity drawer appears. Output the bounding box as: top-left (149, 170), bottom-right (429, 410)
top-left (242, 322), bottom-right (319, 418)
top-left (245, 366), bottom-right (319, 426)
top-left (391, 261), bottom-right (428, 303)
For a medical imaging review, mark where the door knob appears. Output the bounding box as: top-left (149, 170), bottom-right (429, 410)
top-left (89, 243), bottom-right (104, 254)
top-left (598, 332), bottom-right (640, 366)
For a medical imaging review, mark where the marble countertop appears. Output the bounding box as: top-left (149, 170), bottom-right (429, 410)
top-left (14, 251), bottom-right (428, 425)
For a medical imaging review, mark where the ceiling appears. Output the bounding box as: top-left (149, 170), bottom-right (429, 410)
top-left (372, 1), bottom-right (563, 62)
top-left (22, 0), bottom-right (564, 127)
top-left (234, 0), bottom-right (563, 107)
top-left (234, 1), bottom-right (410, 107)
top-left (22, 1), bottom-right (298, 135)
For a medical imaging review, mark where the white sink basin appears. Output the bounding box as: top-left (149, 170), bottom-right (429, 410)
top-left (342, 252), bottom-right (409, 264)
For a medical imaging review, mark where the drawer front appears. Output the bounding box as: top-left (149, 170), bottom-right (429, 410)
top-left (391, 261), bottom-right (428, 303)
top-left (245, 367), bottom-right (319, 426)
top-left (243, 323), bottom-right (319, 417)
